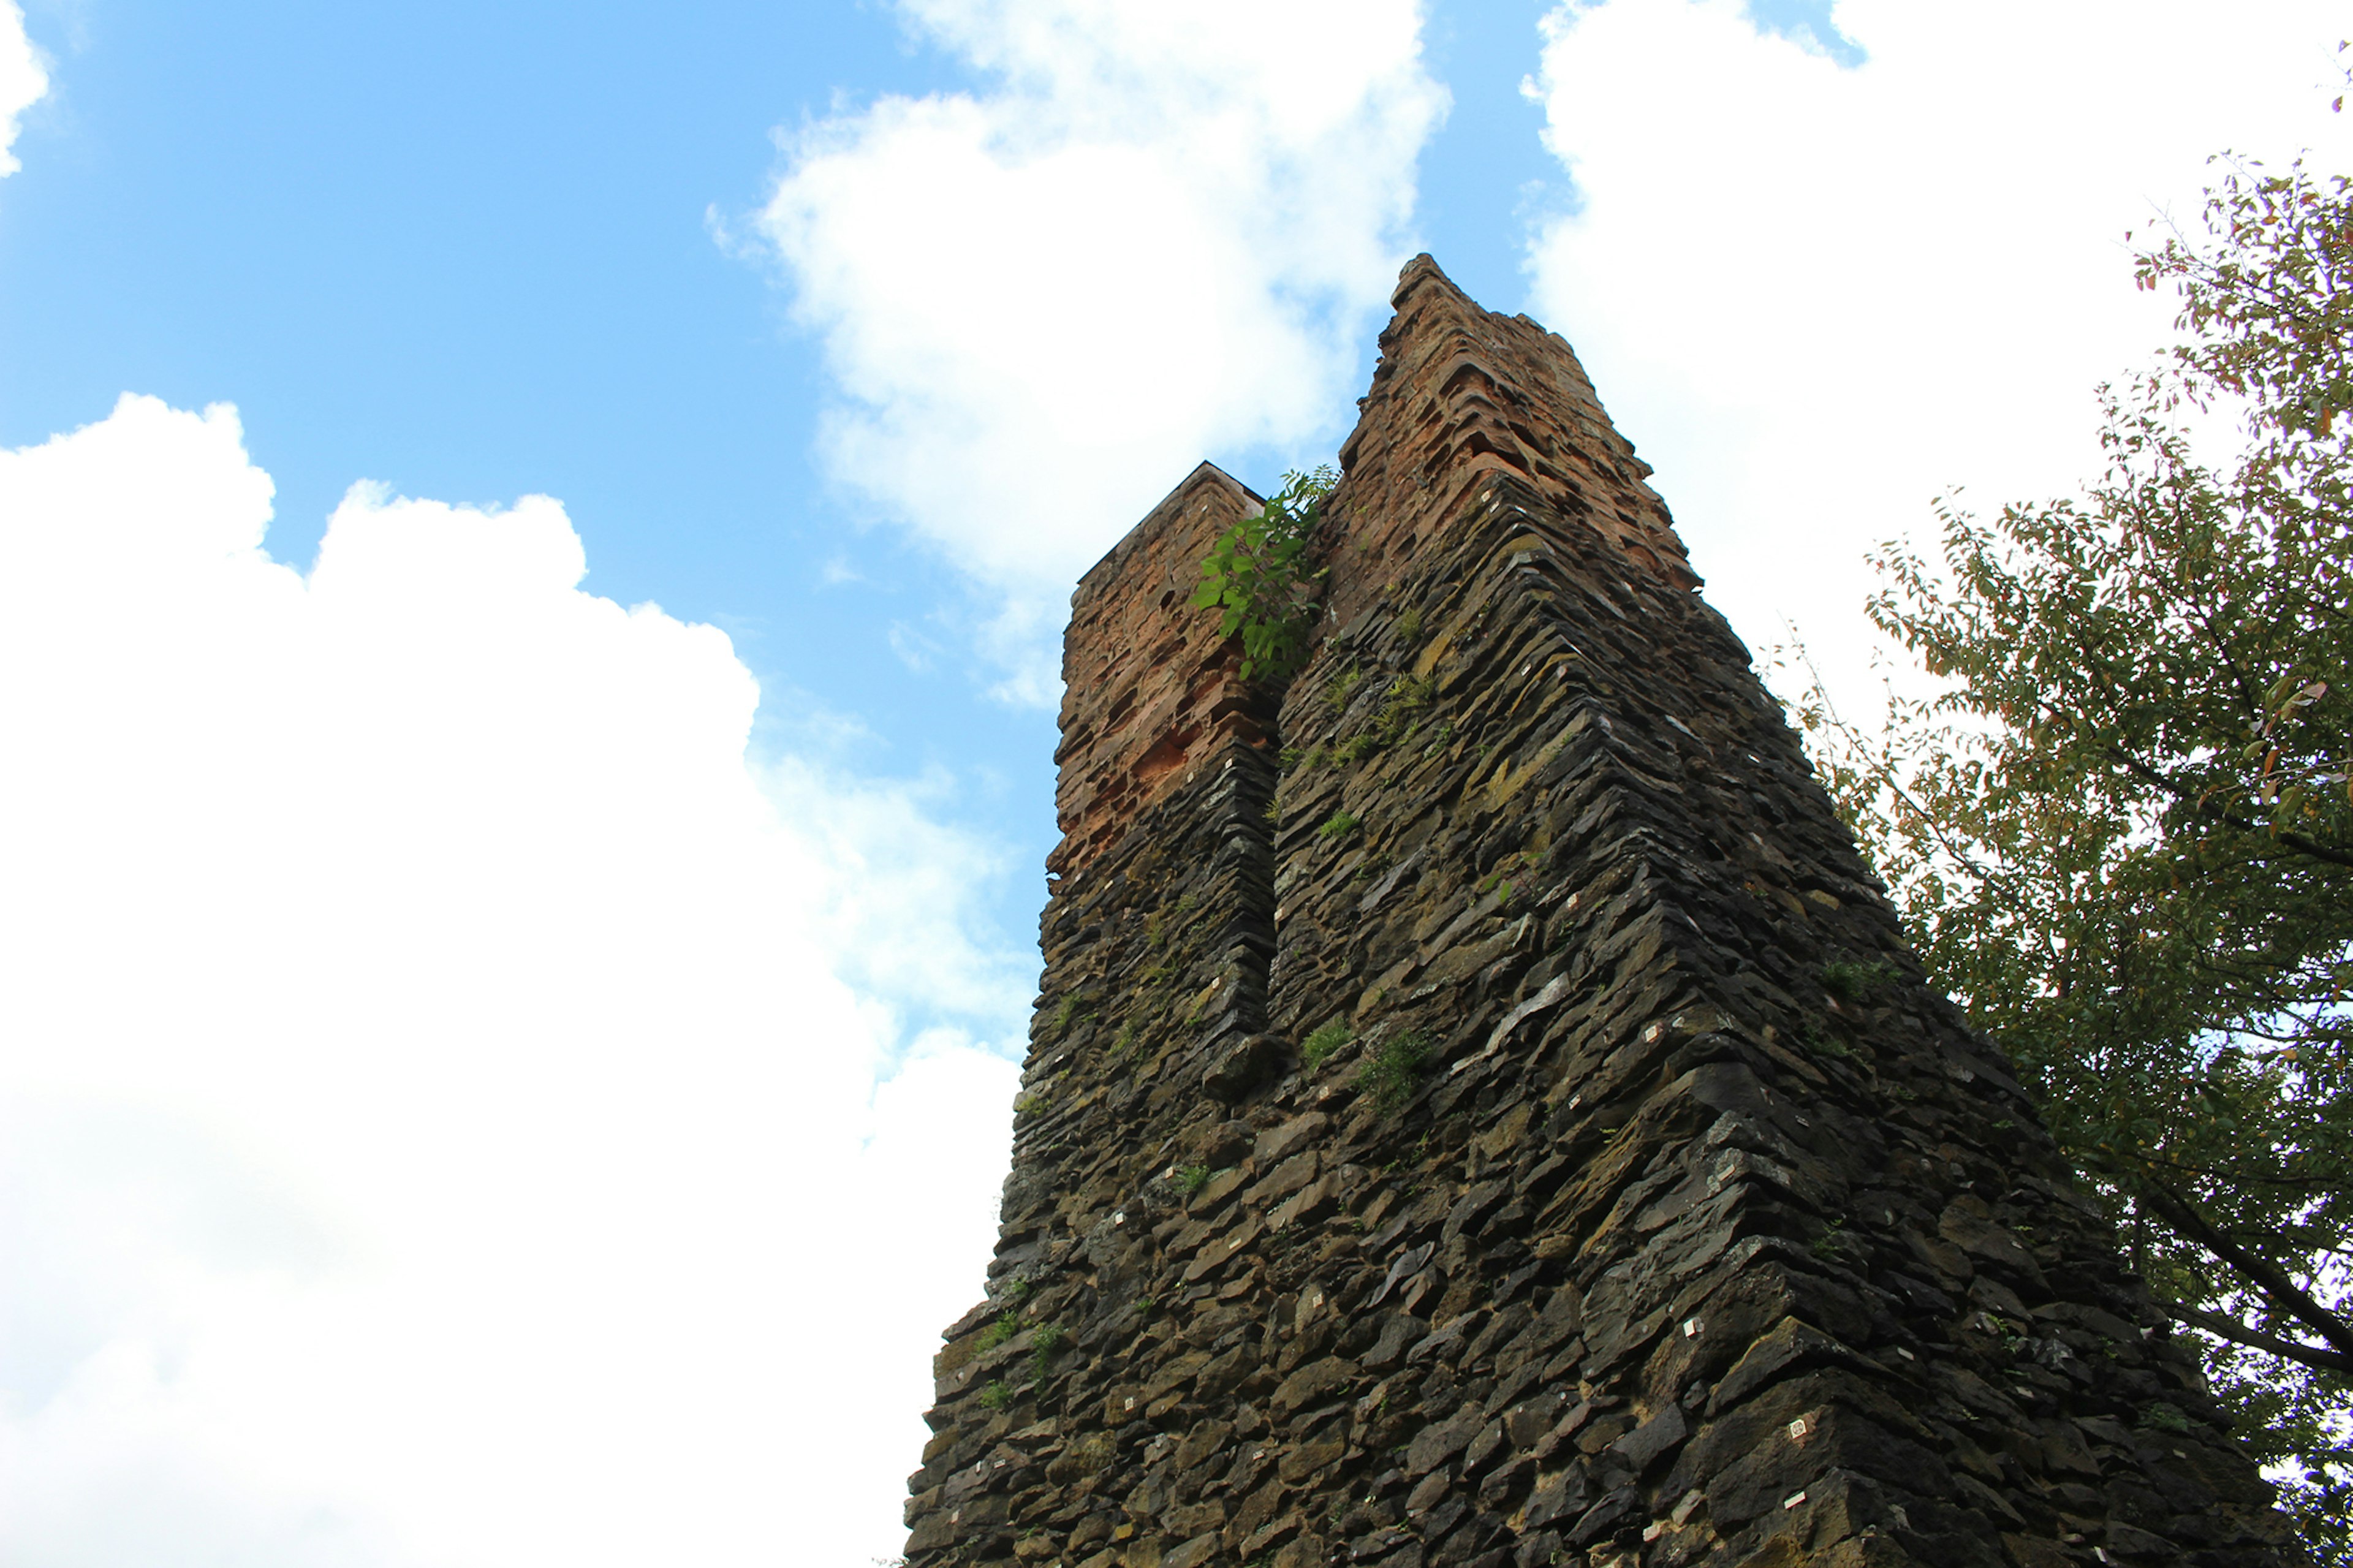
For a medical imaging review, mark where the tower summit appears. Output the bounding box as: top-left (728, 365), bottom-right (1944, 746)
top-left (901, 258), bottom-right (2296, 1568)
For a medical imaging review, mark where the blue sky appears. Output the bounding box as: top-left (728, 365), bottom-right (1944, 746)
top-left (1, 2), bottom-right (2348, 1563)
top-left (0, 0), bottom-right (1833, 936)
top-left (0, 0), bottom-right (1873, 961)
top-left (3, 1), bottom-right (996, 770)
top-left (0, 1), bottom-right (1490, 838)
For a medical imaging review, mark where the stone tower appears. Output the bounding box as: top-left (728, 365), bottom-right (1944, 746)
top-left (899, 258), bottom-right (2297, 1568)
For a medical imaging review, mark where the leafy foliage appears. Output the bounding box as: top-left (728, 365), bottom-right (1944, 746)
top-left (1783, 156), bottom-right (2352, 1558)
top-left (1192, 466), bottom-right (1338, 681)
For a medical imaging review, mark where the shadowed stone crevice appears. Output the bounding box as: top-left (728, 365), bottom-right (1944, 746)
top-left (902, 257), bottom-right (2303, 1568)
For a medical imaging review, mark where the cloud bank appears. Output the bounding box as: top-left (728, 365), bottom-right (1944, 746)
top-left (756, 0), bottom-right (1447, 700)
top-left (1525, 0), bottom-right (2353, 705)
top-left (0, 395), bottom-right (1026, 1566)
top-left (0, 0), bottom-right (47, 176)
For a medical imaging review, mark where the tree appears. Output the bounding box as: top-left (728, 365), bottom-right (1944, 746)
top-left (1784, 156), bottom-right (2353, 1559)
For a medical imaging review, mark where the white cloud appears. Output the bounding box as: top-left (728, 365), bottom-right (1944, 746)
top-left (1525, 0), bottom-right (2353, 708)
top-left (0, 0), bottom-right (44, 178)
top-left (756, 0), bottom-right (1448, 700)
top-left (0, 395), bottom-right (1025, 1566)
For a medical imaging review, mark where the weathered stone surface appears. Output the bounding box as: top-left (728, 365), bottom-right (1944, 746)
top-left (899, 256), bottom-right (2300, 1567)
top-left (1203, 1032), bottom-right (1286, 1102)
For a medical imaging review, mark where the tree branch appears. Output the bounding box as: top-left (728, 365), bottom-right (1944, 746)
top-left (2161, 1300), bottom-right (2353, 1375)
top-left (2106, 747), bottom-right (2353, 869)
top-left (1776, 639), bottom-right (2029, 900)
top-left (2137, 1153), bottom-right (2351, 1192)
top-left (2143, 1181), bottom-right (2353, 1364)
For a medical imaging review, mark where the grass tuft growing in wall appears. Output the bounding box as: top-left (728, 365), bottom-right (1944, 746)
top-left (1049, 991), bottom-right (1092, 1038)
top-left (1372, 674), bottom-right (1432, 744)
top-left (1355, 1029), bottom-right (1434, 1116)
top-left (1300, 1020), bottom-right (1352, 1073)
top-left (1821, 958), bottom-right (1900, 1003)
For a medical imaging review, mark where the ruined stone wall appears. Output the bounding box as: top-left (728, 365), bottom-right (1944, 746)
top-left (900, 259), bottom-right (2300, 1568)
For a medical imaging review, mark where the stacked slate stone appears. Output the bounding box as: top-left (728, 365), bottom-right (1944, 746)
top-left (900, 257), bottom-right (2300, 1568)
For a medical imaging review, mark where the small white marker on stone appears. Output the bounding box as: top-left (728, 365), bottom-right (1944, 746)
top-left (1895, 1347), bottom-right (1915, 1360)
top-left (1113, 1212), bottom-right (1124, 1225)
top-left (1124, 1396), bottom-right (1137, 1411)
top-left (1682, 1319), bottom-right (1701, 1338)
top-left (1787, 1417), bottom-right (1809, 1440)
top-left (1782, 1491), bottom-right (1807, 1510)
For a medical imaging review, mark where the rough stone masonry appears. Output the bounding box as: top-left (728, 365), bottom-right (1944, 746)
top-left (898, 257), bottom-right (2302, 1568)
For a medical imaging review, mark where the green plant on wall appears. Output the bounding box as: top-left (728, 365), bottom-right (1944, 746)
top-left (1028, 1322), bottom-right (1066, 1380)
top-left (1372, 673), bottom-right (1432, 744)
top-left (1300, 1020), bottom-right (1352, 1072)
top-left (1323, 662), bottom-right (1363, 713)
top-left (1821, 957), bottom-right (1900, 1004)
top-left (1355, 1029), bottom-right (1434, 1116)
top-left (1049, 991), bottom-right (1091, 1038)
top-left (1192, 466), bottom-right (1338, 681)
